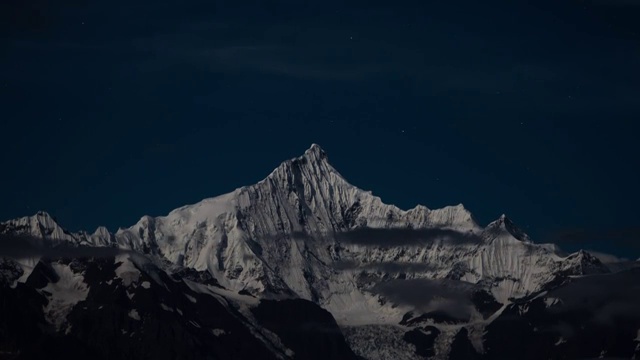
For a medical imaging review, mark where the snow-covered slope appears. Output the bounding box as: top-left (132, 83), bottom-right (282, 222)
top-left (0, 144), bottom-right (608, 319)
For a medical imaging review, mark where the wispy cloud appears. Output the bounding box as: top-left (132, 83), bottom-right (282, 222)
top-left (0, 233), bottom-right (130, 259)
top-left (207, 45), bottom-right (383, 81)
top-left (370, 278), bottom-right (478, 311)
top-left (549, 227), bottom-right (640, 250)
top-left (329, 227), bottom-right (482, 247)
top-left (5, 16), bottom-right (569, 94)
top-left (587, 250), bottom-right (629, 264)
top-left (548, 268), bottom-right (640, 325)
top-left (333, 260), bottom-right (439, 273)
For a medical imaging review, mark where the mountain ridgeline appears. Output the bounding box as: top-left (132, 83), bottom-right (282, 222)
top-left (1, 144), bottom-right (639, 360)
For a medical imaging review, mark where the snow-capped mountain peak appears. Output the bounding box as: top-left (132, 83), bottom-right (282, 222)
top-left (560, 249), bottom-right (609, 275)
top-left (263, 143), bottom-right (345, 188)
top-left (0, 211), bottom-right (72, 244)
top-left (305, 143), bottom-right (328, 160)
top-left (485, 213), bottom-right (531, 243)
top-left (1, 143), bottom-right (638, 360)
top-left (0, 144), bottom-right (615, 321)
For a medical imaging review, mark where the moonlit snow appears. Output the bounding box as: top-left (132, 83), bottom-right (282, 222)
top-left (0, 144), bottom-right (622, 359)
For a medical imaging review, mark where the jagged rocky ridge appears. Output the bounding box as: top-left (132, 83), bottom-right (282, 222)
top-left (1, 144), bottom-right (639, 359)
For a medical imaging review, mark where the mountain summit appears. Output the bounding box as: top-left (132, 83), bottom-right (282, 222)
top-left (2, 144), bottom-right (591, 300)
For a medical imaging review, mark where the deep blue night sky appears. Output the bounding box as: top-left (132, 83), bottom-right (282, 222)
top-left (1, 0), bottom-right (639, 256)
